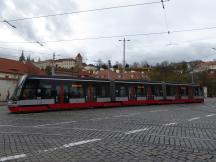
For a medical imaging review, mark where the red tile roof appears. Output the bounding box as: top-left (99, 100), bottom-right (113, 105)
top-left (92, 70), bottom-right (150, 80)
top-left (0, 58), bottom-right (45, 75)
top-left (55, 68), bottom-right (91, 77)
top-left (197, 61), bottom-right (216, 67)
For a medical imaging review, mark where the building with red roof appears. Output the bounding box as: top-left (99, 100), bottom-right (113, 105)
top-left (92, 69), bottom-right (150, 81)
top-left (0, 58), bottom-right (45, 101)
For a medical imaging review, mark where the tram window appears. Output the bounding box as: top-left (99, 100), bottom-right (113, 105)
top-left (116, 86), bottom-right (127, 97)
top-left (55, 85), bottom-right (61, 102)
top-left (166, 86), bottom-right (175, 96)
top-left (97, 85), bottom-right (109, 97)
top-left (21, 80), bottom-right (39, 99)
top-left (199, 87), bottom-right (203, 96)
top-left (180, 87), bottom-right (188, 96)
top-left (194, 87), bottom-right (203, 96)
top-left (193, 87), bottom-right (199, 96)
top-left (64, 84), bottom-right (69, 98)
top-left (13, 88), bottom-right (22, 99)
top-left (152, 86), bottom-right (163, 96)
top-left (137, 86), bottom-right (146, 97)
top-left (69, 84), bottom-right (84, 98)
top-left (39, 80), bottom-right (53, 99)
top-left (22, 89), bottom-right (37, 99)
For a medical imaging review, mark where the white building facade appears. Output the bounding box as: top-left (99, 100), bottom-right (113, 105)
top-left (34, 53), bottom-right (83, 70)
top-left (0, 58), bottom-right (45, 101)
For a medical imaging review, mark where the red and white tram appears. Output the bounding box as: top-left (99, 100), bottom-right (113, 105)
top-left (8, 75), bottom-right (204, 113)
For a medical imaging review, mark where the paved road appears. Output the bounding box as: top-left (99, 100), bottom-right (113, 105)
top-left (0, 99), bottom-right (216, 162)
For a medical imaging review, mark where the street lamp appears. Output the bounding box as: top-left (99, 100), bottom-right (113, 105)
top-left (52, 53), bottom-right (61, 76)
top-left (119, 38), bottom-right (130, 79)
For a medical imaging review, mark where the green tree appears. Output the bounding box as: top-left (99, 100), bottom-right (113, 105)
top-left (45, 66), bottom-right (52, 75)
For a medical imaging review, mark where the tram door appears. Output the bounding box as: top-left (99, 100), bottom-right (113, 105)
top-left (147, 85), bottom-right (153, 100)
top-left (129, 86), bottom-right (136, 100)
top-left (55, 84), bottom-right (61, 104)
top-left (63, 84), bottom-right (69, 103)
top-left (55, 83), bottom-right (64, 104)
top-left (86, 83), bottom-right (96, 102)
top-left (176, 86), bottom-right (180, 99)
top-left (188, 86), bottom-right (193, 99)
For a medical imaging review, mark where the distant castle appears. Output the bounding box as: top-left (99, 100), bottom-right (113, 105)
top-left (34, 53), bottom-right (83, 69)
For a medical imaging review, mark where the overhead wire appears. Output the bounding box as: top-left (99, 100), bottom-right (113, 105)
top-left (0, 0), bottom-right (169, 22)
top-left (0, 31), bottom-right (169, 44)
top-left (0, 25), bottom-right (216, 44)
top-left (0, 46), bottom-right (51, 55)
top-left (0, 0), bottom-right (216, 63)
top-left (198, 52), bottom-right (216, 61)
top-left (160, 0), bottom-right (172, 44)
top-left (172, 26), bottom-right (216, 33)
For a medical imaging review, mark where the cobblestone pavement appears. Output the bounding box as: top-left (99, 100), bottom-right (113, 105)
top-left (0, 98), bottom-right (216, 161)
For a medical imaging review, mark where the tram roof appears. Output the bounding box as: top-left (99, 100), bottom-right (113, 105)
top-left (25, 75), bottom-right (201, 86)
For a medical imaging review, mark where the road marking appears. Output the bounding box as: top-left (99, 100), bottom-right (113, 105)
top-left (163, 122), bottom-right (177, 126)
top-left (0, 139), bottom-right (101, 161)
top-left (188, 117), bottom-right (200, 122)
top-left (174, 108), bottom-right (188, 111)
top-left (62, 139), bottom-right (101, 148)
top-left (0, 125), bottom-right (20, 127)
top-left (146, 133), bottom-right (216, 142)
top-left (113, 113), bottom-right (139, 118)
top-left (0, 154), bottom-right (26, 162)
top-left (89, 117), bottom-right (110, 121)
top-left (14, 118), bottom-right (66, 121)
top-left (38, 138), bottom-right (101, 153)
top-left (149, 110), bottom-right (168, 113)
top-left (125, 128), bottom-right (149, 135)
top-left (0, 125), bottom-right (124, 133)
top-left (89, 113), bottom-right (139, 120)
top-left (45, 127), bottom-right (124, 133)
top-left (205, 114), bottom-right (216, 117)
top-left (33, 121), bottom-right (77, 127)
top-left (113, 115), bottom-right (129, 117)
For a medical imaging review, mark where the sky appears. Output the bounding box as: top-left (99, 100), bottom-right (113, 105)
top-left (0, 0), bottom-right (216, 65)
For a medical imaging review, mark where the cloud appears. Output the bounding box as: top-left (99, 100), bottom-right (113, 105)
top-left (0, 0), bottom-right (216, 65)
top-left (1, 0), bottom-right (77, 41)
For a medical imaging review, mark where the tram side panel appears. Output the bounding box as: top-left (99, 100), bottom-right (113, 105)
top-left (109, 81), bottom-right (116, 102)
top-left (151, 84), bottom-right (164, 100)
top-left (95, 82), bottom-right (111, 103)
top-left (136, 84), bottom-right (147, 101)
top-left (166, 85), bottom-right (176, 100)
top-left (192, 86), bottom-right (204, 102)
top-left (8, 76), bottom-right (205, 113)
top-left (115, 82), bottom-right (129, 102)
